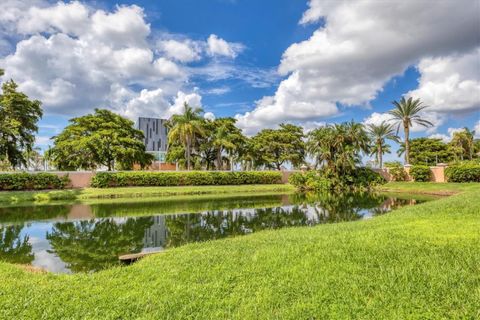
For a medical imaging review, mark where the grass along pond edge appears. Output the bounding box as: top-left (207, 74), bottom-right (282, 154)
top-left (0, 183), bottom-right (479, 318)
top-left (0, 184), bottom-right (295, 205)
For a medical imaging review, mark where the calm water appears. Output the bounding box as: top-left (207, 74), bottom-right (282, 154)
top-left (0, 193), bottom-right (429, 273)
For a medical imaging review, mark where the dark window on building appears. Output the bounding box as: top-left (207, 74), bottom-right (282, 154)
top-left (156, 119), bottom-right (159, 135)
top-left (158, 138), bottom-right (162, 150)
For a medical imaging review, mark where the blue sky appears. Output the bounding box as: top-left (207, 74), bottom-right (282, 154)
top-left (0, 0), bottom-right (479, 162)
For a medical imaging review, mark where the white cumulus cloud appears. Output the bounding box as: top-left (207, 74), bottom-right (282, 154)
top-left (408, 49), bottom-right (480, 113)
top-left (0, 1), bottom-right (246, 122)
top-left (207, 34), bottom-right (243, 58)
top-left (236, 0), bottom-right (479, 134)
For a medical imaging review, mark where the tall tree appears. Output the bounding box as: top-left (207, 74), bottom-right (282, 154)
top-left (367, 121), bottom-right (399, 168)
top-left (450, 127), bottom-right (476, 161)
top-left (167, 103), bottom-right (205, 170)
top-left (0, 72), bottom-right (43, 169)
top-left (211, 118), bottom-right (245, 170)
top-left (397, 138), bottom-right (454, 165)
top-left (251, 124), bottom-right (305, 170)
top-left (307, 121), bottom-right (369, 174)
top-left (388, 97), bottom-right (433, 164)
top-left (48, 109), bottom-right (153, 171)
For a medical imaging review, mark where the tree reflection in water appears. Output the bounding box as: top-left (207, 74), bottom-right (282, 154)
top-left (0, 225), bottom-right (34, 264)
top-left (1, 191), bottom-right (427, 273)
top-left (46, 217), bottom-right (153, 273)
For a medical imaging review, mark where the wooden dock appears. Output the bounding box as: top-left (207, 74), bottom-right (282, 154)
top-left (119, 250), bottom-right (163, 264)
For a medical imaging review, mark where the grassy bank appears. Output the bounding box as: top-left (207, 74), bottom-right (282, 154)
top-left (378, 181), bottom-right (478, 195)
top-left (0, 183), bottom-right (479, 318)
top-left (0, 184), bottom-right (295, 205)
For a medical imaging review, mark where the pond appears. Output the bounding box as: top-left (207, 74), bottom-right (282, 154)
top-left (0, 192), bottom-right (432, 274)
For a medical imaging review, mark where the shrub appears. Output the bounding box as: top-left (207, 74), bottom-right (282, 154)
top-left (350, 167), bottom-right (386, 187)
top-left (0, 173), bottom-right (69, 191)
top-left (384, 162), bottom-right (407, 181)
top-left (91, 171), bottom-right (283, 188)
top-left (445, 164), bottom-right (480, 182)
top-left (288, 171), bottom-right (330, 191)
top-left (410, 165), bottom-right (432, 182)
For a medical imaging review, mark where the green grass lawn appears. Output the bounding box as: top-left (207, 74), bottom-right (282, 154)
top-left (0, 184), bottom-right (295, 205)
top-left (0, 182), bottom-right (479, 318)
top-left (379, 181), bottom-right (479, 195)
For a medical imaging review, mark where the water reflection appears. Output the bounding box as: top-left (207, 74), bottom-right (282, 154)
top-left (0, 225), bottom-right (34, 264)
top-left (0, 193), bottom-right (428, 273)
top-left (46, 218), bottom-right (153, 273)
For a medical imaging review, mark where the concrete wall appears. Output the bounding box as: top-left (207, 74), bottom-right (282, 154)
top-left (376, 164), bottom-right (448, 183)
top-left (133, 162), bottom-right (176, 171)
top-left (53, 172), bottom-right (94, 188)
top-left (281, 170), bottom-right (298, 183)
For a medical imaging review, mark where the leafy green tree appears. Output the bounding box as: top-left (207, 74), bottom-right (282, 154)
top-left (251, 124), bottom-right (305, 170)
top-left (367, 121), bottom-right (399, 168)
top-left (212, 118), bottom-right (245, 170)
top-left (48, 109), bottom-right (153, 171)
top-left (237, 137), bottom-right (258, 171)
top-left (474, 139), bottom-right (480, 158)
top-left (24, 146), bottom-right (45, 171)
top-left (388, 97), bottom-right (433, 164)
top-left (307, 121), bottom-right (369, 174)
top-left (167, 103), bottom-right (205, 170)
top-left (0, 71), bottom-right (43, 169)
top-left (397, 138), bottom-right (453, 165)
top-left (450, 128), bottom-right (476, 161)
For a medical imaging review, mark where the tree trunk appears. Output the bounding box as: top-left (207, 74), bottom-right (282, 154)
top-left (186, 137), bottom-right (191, 171)
top-left (217, 148), bottom-right (222, 170)
top-left (378, 143), bottom-right (383, 169)
top-left (404, 124), bottom-right (410, 165)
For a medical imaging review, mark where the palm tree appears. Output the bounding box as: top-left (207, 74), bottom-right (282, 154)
top-left (367, 121), bottom-right (399, 168)
top-left (212, 123), bottom-right (235, 170)
top-left (167, 103), bottom-right (204, 170)
top-left (388, 97), bottom-right (433, 164)
top-left (451, 127), bottom-right (475, 160)
top-left (306, 121), bottom-right (369, 173)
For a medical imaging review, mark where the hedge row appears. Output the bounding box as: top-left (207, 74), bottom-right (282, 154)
top-left (0, 173), bottom-right (69, 191)
top-left (445, 164), bottom-right (480, 182)
top-left (410, 165), bottom-right (432, 182)
top-left (91, 171), bottom-right (283, 188)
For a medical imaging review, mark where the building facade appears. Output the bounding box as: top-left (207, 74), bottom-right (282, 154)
top-left (137, 117), bottom-right (169, 162)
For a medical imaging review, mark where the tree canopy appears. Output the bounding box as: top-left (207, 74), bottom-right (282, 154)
top-left (0, 71), bottom-right (43, 169)
top-left (48, 109), bottom-right (153, 171)
top-left (450, 128), bottom-right (476, 161)
top-left (388, 97), bottom-right (433, 164)
top-left (397, 138), bottom-right (454, 165)
top-left (251, 124), bottom-right (305, 170)
top-left (167, 103), bottom-right (205, 170)
top-left (307, 121), bottom-right (369, 174)
top-left (366, 121), bottom-right (399, 168)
